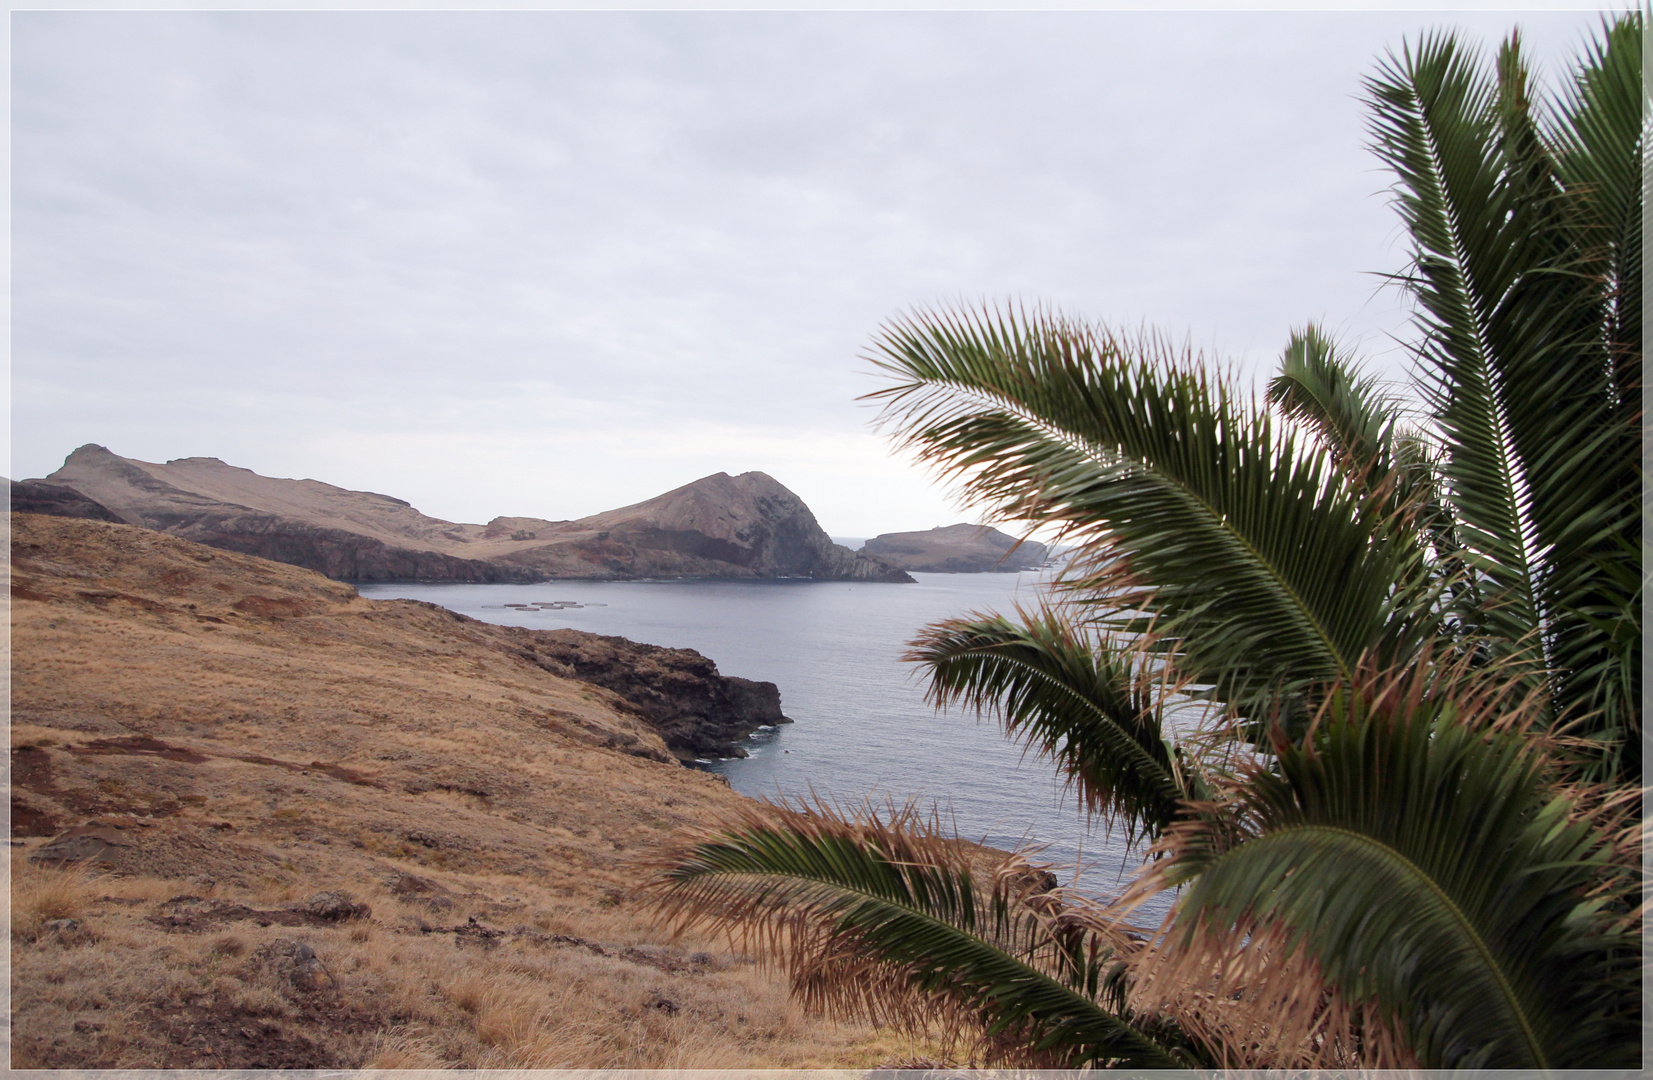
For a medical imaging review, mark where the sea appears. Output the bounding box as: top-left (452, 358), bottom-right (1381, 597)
top-left (358, 561), bottom-right (1175, 921)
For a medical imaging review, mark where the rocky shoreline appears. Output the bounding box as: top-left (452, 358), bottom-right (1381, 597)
top-left (507, 628), bottom-right (791, 761)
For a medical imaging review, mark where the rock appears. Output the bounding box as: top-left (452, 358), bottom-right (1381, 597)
top-left (521, 629), bottom-right (792, 759)
top-left (31, 823), bottom-right (137, 868)
top-left (290, 890), bottom-right (370, 922)
top-left (44, 918), bottom-right (82, 934)
top-left (388, 872), bottom-right (446, 896)
top-left (255, 938), bottom-right (332, 991)
top-left (863, 523), bottom-right (1049, 573)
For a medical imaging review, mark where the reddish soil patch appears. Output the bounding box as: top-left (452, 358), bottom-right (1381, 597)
top-left (13, 745), bottom-right (155, 820)
top-left (11, 796), bottom-right (59, 837)
top-left (231, 754), bottom-right (382, 789)
top-left (232, 596), bottom-right (312, 618)
top-left (70, 736), bottom-right (210, 764)
top-left (138, 990), bottom-right (383, 1069)
top-left (147, 897), bottom-right (343, 934)
top-left (12, 746), bottom-right (74, 832)
top-left (76, 590), bottom-right (173, 614)
top-left (13, 744), bottom-right (56, 791)
top-left (11, 583), bottom-right (52, 603)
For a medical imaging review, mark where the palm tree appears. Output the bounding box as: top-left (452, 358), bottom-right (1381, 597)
top-left (647, 15), bottom-right (1642, 1069)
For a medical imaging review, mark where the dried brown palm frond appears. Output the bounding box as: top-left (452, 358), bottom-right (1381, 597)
top-left (642, 796), bottom-right (1199, 1068)
top-left (1123, 916), bottom-right (1408, 1069)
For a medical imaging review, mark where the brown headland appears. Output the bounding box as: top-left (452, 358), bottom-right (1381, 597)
top-left (35, 444), bottom-right (913, 584)
top-left (8, 512), bottom-right (936, 1068)
top-left (862, 523), bottom-right (1049, 573)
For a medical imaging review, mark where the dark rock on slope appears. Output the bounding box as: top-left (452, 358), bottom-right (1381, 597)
top-left (511, 628), bottom-right (791, 760)
top-left (863, 523), bottom-right (1048, 573)
top-left (169, 516), bottom-right (542, 583)
top-left (35, 444), bottom-right (912, 585)
top-left (9, 479), bottom-right (125, 523)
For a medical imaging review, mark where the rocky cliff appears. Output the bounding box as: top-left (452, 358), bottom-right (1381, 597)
top-left (862, 523), bottom-right (1048, 573)
top-left (506, 629), bottom-right (791, 761)
top-left (35, 445), bottom-right (911, 585)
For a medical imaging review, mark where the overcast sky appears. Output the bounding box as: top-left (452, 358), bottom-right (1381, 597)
top-left (10, 6), bottom-right (1614, 536)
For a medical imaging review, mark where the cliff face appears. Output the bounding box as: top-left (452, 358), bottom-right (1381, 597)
top-left (36, 445), bottom-right (911, 585)
top-left (862, 523), bottom-right (1049, 573)
top-left (507, 628), bottom-right (791, 760)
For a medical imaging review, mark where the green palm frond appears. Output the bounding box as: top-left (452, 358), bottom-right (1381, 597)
top-left (1365, 30), bottom-right (1550, 652)
top-left (1366, 20), bottom-right (1643, 780)
top-left (1266, 324), bottom-right (1402, 496)
top-left (906, 604), bottom-right (1204, 841)
top-left (1549, 14), bottom-right (1642, 411)
top-left (1139, 665), bottom-right (1641, 1069)
top-left (646, 799), bottom-right (1198, 1068)
top-left (1533, 14), bottom-right (1643, 781)
top-left (865, 305), bottom-right (1439, 728)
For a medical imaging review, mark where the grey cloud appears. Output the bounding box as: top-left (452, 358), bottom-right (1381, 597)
top-left (12, 9), bottom-right (1604, 530)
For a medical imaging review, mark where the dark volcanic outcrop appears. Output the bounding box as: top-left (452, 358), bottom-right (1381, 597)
top-left (36, 445), bottom-right (911, 585)
top-left (863, 523), bottom-right (1048, 573)
top-left (510, 628), bottom-right (791, 761)
top-left (9, 479), bottom-right (124, 522)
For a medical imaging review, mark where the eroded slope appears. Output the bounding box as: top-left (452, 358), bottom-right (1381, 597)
top-left (8, 514), bottom-right (915, 1069)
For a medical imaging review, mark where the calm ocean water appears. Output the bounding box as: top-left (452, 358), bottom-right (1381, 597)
top-left (358, 571), bottom-right (1171, 917)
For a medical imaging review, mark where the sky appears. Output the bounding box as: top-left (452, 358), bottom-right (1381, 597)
top-left (9, 4), bottom-right (1618, 537)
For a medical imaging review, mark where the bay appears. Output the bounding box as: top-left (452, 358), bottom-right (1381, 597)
top-left (358, 572), bottom-right (1169, 917)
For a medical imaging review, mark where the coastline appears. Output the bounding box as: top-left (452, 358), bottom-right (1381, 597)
top-left (7, 513), bottom-right (928, 1068)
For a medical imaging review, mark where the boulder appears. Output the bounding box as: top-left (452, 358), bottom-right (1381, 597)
top-left (31, 822), bottom-right (137, 868)
top-left (255, 938), bottom-right (332, 992)
top-left (289, 890), bottom-right (370, 922)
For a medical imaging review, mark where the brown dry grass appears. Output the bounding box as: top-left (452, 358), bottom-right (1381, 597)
top-left (9, 514), bottom-right (936, 1069)
top-left (9, 861), bottom-right (98, 939)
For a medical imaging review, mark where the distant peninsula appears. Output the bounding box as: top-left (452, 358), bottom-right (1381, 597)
top-left (23, 445), bottom-right (913, 585)
top-left (862, 523), bottom-right (1048, 573)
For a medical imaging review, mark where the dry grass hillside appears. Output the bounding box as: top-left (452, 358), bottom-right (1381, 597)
top-left (7, 513), bottom-right (930, 1069)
